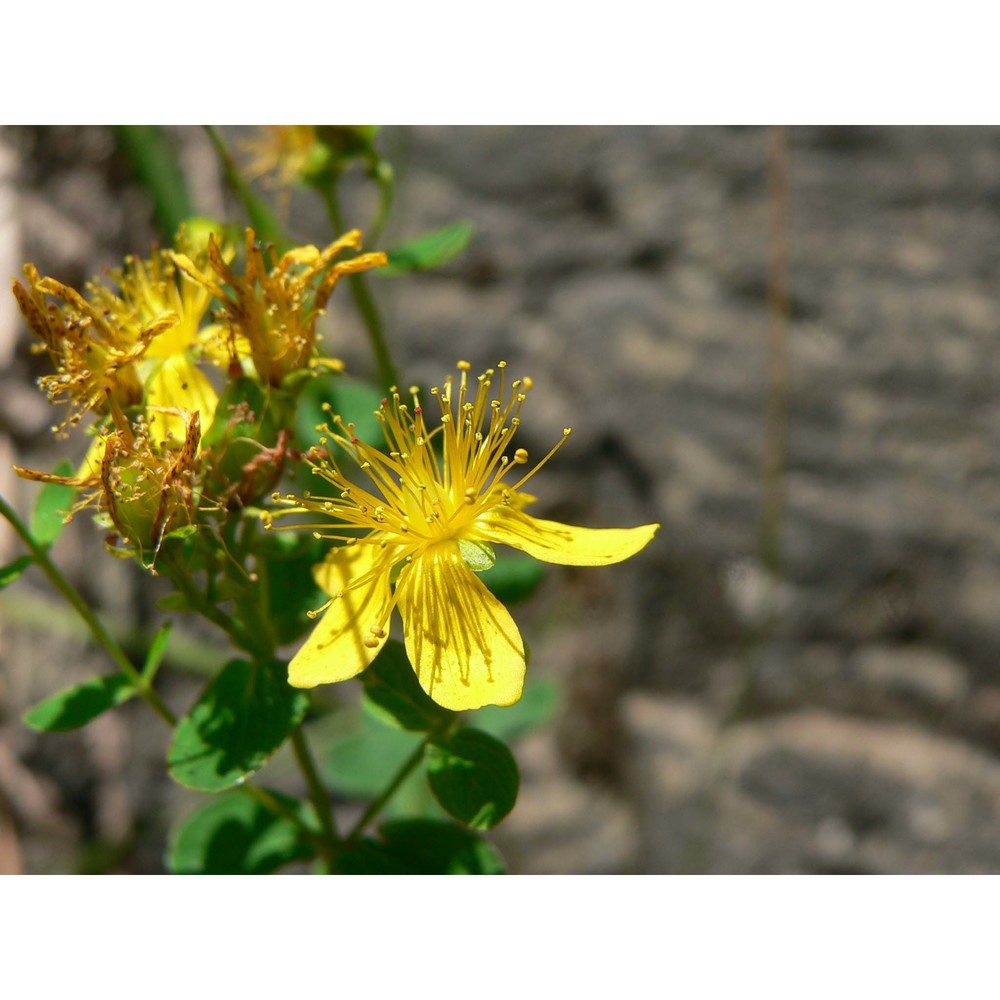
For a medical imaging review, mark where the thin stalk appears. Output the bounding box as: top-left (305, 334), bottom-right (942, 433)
top-left (727, 126), bottom-right (793, 724)
top-left (237, 515), bottom-right (280, 657)
top-left (368, 160), bottom-right (395, 247)
top-left (0, 494), bottom-right (176, 726)
top-left (203, 126), bottom-right (286, 249)
top-left (320, 185), bottom-right (399, 391)
top-left (242, 784), bottom-right (328, 855)
top-left (156, 549), bottom-right (263, 659)
top-left (290, 726), bottom-right (339, 870)
top-left (345, 734), bottom-right (431, 843)
top-left (680, 126), bottom-right (794, 872)
top-left (759, 124), bottom-right (792, 578)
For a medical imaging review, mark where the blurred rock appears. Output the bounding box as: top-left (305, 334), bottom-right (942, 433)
top-left (7, 126), bottom-right (1000, 873)
top-left (624, 694), bottom-right (1000, 874)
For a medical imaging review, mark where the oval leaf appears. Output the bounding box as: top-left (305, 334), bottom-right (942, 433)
top-left (168, 659), bottom-right (309, 791)
top-left (382, 221), bottom-right (473, 275)
top-left (23, 674), bottom-right (135, 732)
top-left (31, 460), bottom-right (76, 546)
top-left (141, 622), bottom-right (173, 682)
top-left (335, 819), bottom-right (505, 874)
top-left (458, 539), bottom-right (496, 573)
top-left (361, 640), bottom-right (452, 732)
top-left (426, 728), bottom-right (519, 830)
top-left (323, 711), bottom-right (425, 799)
top-left (166, 790), bottom-right (315, 874)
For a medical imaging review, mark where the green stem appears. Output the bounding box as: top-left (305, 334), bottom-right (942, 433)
top-left (116, 126), bottom-right (193, 242)
top-left (242, 784), bottom-right (328, 855)
top-left (0, 590), bottom-right (226, 677)
top-left (345, 734), bottom-right (432, 843)
top-left (291, 726), bottom-right (339, 870)
top-left (203, 126), bottom-right (286, 249)
top-left (157, 548), bottom-right (264, 659)
top-left (320, 185), bottom-right (399, 391)
top-left (368, 159), bottom-right (395, 247)
top-left (237, 515), bottom-right (280, 657)
top-left (0, 494), bottom-right (176, 726)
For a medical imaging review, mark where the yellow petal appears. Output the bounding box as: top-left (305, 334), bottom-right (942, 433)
top-left (288, 542), bottom-right (394, 688)
top-left (78, 433), bottom-right (107, 481)
top-left (145, 354), bottom-right (218, 446)
top-left (397, 544), bottom-right (525, 711)
top-left (477, 507), bottom-right (659, 566)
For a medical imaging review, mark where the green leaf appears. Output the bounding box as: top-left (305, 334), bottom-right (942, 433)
top-left (361, 640), bottom-right (452, 732)
top-left (381, 221), bottom-right (474, 275)
top-left (295, 373), bottom-right (384, 452)
top-left (23, 674), bottom-right (135, 732)
top-left (323, 711), bottom-right (425, 799)
top-left (467, 678), bottom-right (560, 742)
top-left (0, 555), bottom-right (32, 590)
top-left (168, 659), bottom-right (309, 792)
top-left (335, 819), bottom-right (505, 875)
top-left (166, 790), bottom-right (315, 874)
top-left (30, 460), bottom-right (76, 546)
top-left (426, 728), bottom-right (519, 830)
top-left (458, 539), bottom-right (496, 573)
top-left (257, 531), bottom-right (327, 646)
top-left (317, 709), bottom-right (439, 819)
top-left (141, 622), bottom-right (173, 683)
top-left (481, 552), bottom-right (546, 604)
top-left (161, 524), bottom-right (199, 543)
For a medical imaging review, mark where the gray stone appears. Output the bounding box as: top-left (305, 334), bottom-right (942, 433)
top-left (624, 694), bottom-right (1000, 873)
top-left (8, 126), bottom-right (1000, 872)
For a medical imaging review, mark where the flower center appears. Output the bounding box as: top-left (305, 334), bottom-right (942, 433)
top-left (265, 361), bottom-right (573, 560)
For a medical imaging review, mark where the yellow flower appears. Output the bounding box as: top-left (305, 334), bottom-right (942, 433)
top-left (13, 263), bottom-right (170, 435)
top-left (241, 126), bottom-right (321, 189)
top-left (270, 361), bottom-right (659, 711)
top-left (12, 233), bottom-right (223, 446)
top-left (240, 126), bottom-right (380, 190)
top-left (172, 228), bottom-right (388, 387)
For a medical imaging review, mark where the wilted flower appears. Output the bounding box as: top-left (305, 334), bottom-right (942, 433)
top-left (15, 407), bottom-right (202, 564)
top-left (12, 232), bottom-right (224, 446)
top-left (172, 228), bottom-right (387, 387)
top-left (269, 361), bottom-right (659, 711)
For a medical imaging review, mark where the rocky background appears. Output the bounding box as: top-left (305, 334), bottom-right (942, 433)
top-left (2, 126), bottom-right (999, 873)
